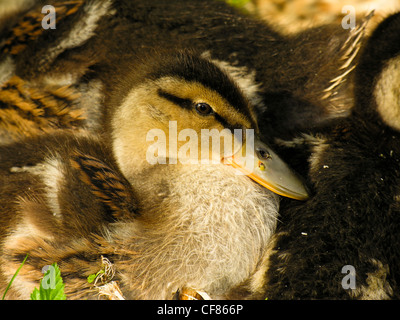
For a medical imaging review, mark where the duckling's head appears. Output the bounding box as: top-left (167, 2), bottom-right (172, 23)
top-left (106, 51), bottom-right (308, 201)
top-left (100, 51), bottom-right (309, 298)
top-left (0, 51), bottom-right (309, 300)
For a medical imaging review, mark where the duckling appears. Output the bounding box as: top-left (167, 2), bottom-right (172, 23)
top-left (0, 51), bottom-right (308, 300)
top-left (241, 11), bottom-right (400, 300)
top-left (0, 0), bottom-right (368, 144)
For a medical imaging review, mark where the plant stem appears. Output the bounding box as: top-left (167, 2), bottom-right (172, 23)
top-left (2, 254), bottom-right (29, 300)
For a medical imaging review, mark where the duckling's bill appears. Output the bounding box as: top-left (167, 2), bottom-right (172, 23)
top-left (223, 138), bottom-right (309, 201)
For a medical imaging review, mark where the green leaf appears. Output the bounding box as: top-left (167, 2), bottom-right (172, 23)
top-left (87, 268), bottom-right (105, 284)
top-left (30, 287), bottom-right (41, 300)
top-left (226, 0), bottom-right (250, 8)
top-left (30, 263), bottom-right (66, 300)
top-left (87, 274), bottom-right (97, 284)
top-left (2, 254), bottom-right (29, 300)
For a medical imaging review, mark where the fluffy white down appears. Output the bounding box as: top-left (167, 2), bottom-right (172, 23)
top-left (112, 163), bottom-right (280, 299)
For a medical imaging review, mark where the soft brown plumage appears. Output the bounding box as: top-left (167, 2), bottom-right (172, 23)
top-left (0, 51), bottom-right (287, 299)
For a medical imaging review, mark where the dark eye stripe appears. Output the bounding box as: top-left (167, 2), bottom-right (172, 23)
top-left (214, 113), bottom-right (241, 132)
top-left (157, 89), bottom-right (241, 131)
top-left (157, 89), bottom-right (192, 109)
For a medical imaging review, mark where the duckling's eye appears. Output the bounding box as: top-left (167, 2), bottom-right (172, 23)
top-left (256, 148), bottom-right (272, 160)
top-left (195, 103), bottom-right (213, 115)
